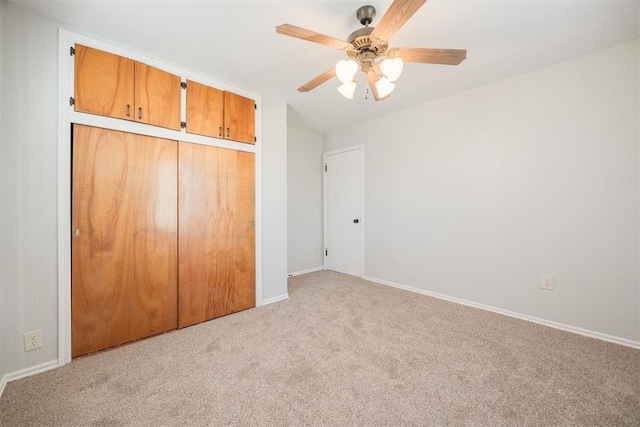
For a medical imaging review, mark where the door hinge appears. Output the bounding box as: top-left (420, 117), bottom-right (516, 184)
top-left (181, 81), bottom-right (187, 89)
top-left (325, 163), bottom-right (327, 172)
top-left (69, 97), bottom-right (75, 106)
top-left (70, 46), bottom-right (75, 56)
top-left (180, 121), bottom-right (187, 129)
top-left (254, 103), bottom-right (257, 110)
top-left (325, 249), bottom-right (328, 256)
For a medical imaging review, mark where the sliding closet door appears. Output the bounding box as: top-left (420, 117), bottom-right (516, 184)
top-left (178, 142), bottom-right (255, 328)
top-left (72, 125), bottom-right (178, 357)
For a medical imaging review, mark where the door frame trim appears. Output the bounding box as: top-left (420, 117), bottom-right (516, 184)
top-left (57, 30), bottom-right (263, 366)
top-left (323, 145), bottom-right (365, 278)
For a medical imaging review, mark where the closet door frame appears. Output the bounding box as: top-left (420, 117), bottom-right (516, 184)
top-left (57, 30), bottom-right (263, 366)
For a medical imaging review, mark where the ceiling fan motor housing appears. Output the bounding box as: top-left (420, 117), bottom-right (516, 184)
top-left (356, 5), bottom-right (376, 26)
top-left (347, 27), bottom-right (388, 60)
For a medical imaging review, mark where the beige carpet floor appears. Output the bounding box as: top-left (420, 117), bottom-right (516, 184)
top-left (1, 270), bottom-right (639, 426)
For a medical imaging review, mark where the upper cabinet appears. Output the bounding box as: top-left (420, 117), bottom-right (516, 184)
top-left (134, 62), bottom-right (181, 130)
top-left (74, 44), bottom-right (181, 131)
top-left (74, 44), bottom-right (256, 142)
top-left (224, 91), bottom-right (256, 145)
top-left (185, 80), bottom-right (224, 138)
top-left (74, 45), bottom-right (134, 121)
top-left (186, 80), bottom-right (256, 145)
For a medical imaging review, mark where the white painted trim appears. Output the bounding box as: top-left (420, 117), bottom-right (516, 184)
top-left (58, 30), bottom-right (73, 367)
top-left (69, 111), bottom-right (256, 153)
top-left (364, 275), bottom-right (640, 350)
top-left (262, 294), bottom-right (289, 306)
top-left (323, 145), bottom-right (365, 278)
top-left (288, 266), bottom-right (324, 277)
top-left (0, 360), bottom-right (59, 398)
top-left (254, 101), bottom-right (263, 309)
top-left (57, 29), bottom-right (264, 365)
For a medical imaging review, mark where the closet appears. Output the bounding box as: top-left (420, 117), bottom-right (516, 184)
top-left (72, 126), bottom-right (179, 357)
top-left (71, 44), bottom-right (257, 357)
top-left (178, 142), bottom-right (255, 328)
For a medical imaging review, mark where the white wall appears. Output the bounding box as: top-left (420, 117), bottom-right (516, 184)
top-left (262, 97), bottom-right (289, 301)
top-left (0, 4), bottom-right (289, 377)
top-left (325, 39), bottom-right (640, 342)
top-left (287, 127), bottom-right (324, 274)
top-left (0, 0), bottom-right (5, 380)
top-left (2, 4), bottom-right (60, 376)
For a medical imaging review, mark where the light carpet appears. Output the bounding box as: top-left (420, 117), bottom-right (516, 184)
top-left (1, 270), bottom-right (639, 426)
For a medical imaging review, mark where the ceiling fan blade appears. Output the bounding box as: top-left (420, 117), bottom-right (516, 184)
top-left (276, 24), bottom-right (354, 51)
top-left (370, 0), bottom-right (427, 42)
top-left (389, 47), bottom-right (467, 65)
top-left (298, 68), bottom-right (337, 92)
top-left (366, 72), bottom-right (383, 101)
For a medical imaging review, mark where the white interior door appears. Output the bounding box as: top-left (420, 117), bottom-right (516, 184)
top-left (324, 146), bottom-right (363, 277)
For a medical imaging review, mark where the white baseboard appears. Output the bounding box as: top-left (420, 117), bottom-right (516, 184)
top-left (288, 266), bottom-right (324, 277)
top-left (262, 293), bottom-right (289, 306)
top-left (364, 275), bottom-right (640, 350)
top-left (0, 359), bottom-right (59, 398)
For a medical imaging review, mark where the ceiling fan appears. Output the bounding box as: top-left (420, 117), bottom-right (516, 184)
top-left (276, 0), bottom-right (467, 101)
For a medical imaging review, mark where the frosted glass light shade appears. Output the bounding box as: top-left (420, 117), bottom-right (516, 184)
top-left (337, 81), bottom-right (357, 99)
top-left (380, 57), bottom-right (404, 82)
top-left (335, 60), bottom-right (358, 83)
top-left (375, 77), bottom-right (395, 99)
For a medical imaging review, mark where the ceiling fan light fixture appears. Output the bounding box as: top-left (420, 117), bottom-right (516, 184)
top-left (375, 76), bottom-right (395, 99)
top-left (337, 80), bottom-right (358, 99)
top-left (335, 59), bottom-right (358, 83)
top-left (380, 57), bottom-right (404, 82)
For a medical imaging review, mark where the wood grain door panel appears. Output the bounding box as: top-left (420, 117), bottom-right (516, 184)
top-left (74, 44), bottom-right (135, 120)
top-left (178, 142), bottom-right (255, 328)
top-left (223, 91), bottom-right (255, 145)
top-left (186, 80), bottom-right (224, 138)
top-left (134, 62), bottom-right (181, 130)
top-left (72, 125), bottom-right (178, 357)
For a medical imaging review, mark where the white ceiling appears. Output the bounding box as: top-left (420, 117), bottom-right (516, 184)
top-left (7, 0), bottom-right (640, 134)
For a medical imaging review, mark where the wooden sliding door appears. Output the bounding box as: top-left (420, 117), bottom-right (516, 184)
top-left (178, 142), bottom-right (255, 328)
top-left (72, 125), bottom-right (178, 357)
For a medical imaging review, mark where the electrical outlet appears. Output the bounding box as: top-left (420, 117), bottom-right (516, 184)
top-left (540, 274), bottom-right (554, 290)
top-left (24, 330), bottom-right (43, 352)
top-left (393, 254), bottom-right (399, 263)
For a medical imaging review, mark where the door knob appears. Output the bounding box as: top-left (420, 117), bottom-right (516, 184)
top-left (353, 219), bottom-right (359, 223)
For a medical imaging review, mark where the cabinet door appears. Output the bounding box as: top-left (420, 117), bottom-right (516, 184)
top-left (223, 91), bottom-right (256, 144)
top-left (74, 44), bottom-right (135, 120)
top-left (178, 142), bottom-right (255, 328)
top-left (134, 62), bottom-right (181, 130)
top-left (72, 125), bottom-right (178, 357)
top-left (186, 80), bottom-right (224, 138)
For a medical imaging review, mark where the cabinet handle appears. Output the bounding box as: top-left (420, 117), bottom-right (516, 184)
top-left (126, 104), bottom-right (131, 117)
top-left (226, 127), bottom-right (230, 138)
top-left (219, 126), bottom-right (222, 137)
top-left (138, 107), bottom-right (142, 120)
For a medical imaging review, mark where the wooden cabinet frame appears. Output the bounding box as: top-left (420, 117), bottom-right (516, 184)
top-left (57, 29), bottom-right (266, 366)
